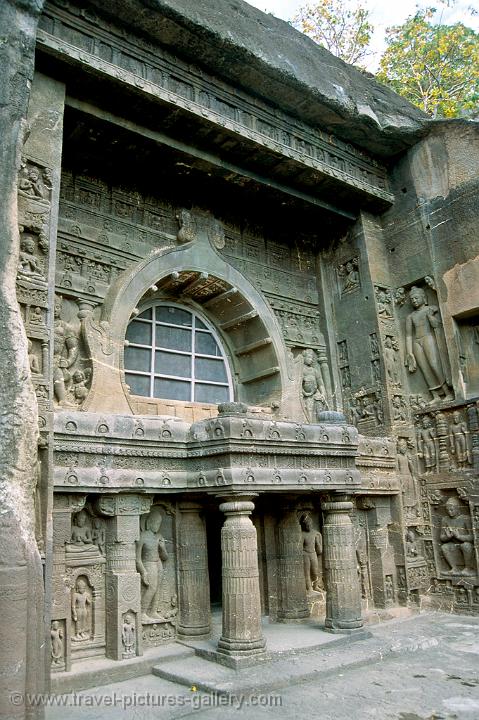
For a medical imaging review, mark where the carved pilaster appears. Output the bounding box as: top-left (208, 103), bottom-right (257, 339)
top-left (217, 496), bottom-right (266, 658)
top-left (177, 502), bottom-right (211, 638)
top-left (276, 504), bottom-right (309, 620)
top-left (97, 494), bottom-right (152, 661)
top-left (51, 494), bottom-right (86, 672)
top-left (467, 403), bottom-right (479, 471)
top-left (321, 496), bottom-right (363, 631)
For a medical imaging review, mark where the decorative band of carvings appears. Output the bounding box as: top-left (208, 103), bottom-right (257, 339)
top-left (36, 19), bottom-right (392, 204)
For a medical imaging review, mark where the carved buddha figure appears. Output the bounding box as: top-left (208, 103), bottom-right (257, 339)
top-left (18, 235), bottom-right (43, 279)
top-left (122, 614), bottom-right (136, 657)
top-left (71, 577), bottom-right (92, 641)
top-left (397, 438), bottom-right (417, 511)
top-left (50, 621), bottom-right (64, 665)
top-left (449, 411), bottom-right (471, 468)
top-left (67, 510), bottom-right (98, 554)
top-left (136, 506), bottom-right (169, 622)
top-left (300, 513), bottom-right (323, 593)
top-left (405, 286), bottom-right (453, 405)
top-left (440, 497), bottom-right (475, 576)
top-left (417, 415), bottom-right (436, 474)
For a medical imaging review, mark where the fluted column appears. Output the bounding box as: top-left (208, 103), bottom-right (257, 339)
top-left (322, 496), bottom-right (363, 631)
top-left (277, 504), bottom-right (309, 620)
top-left (217, 496), bottom-right (266, 657)
top-left (177, 502), bottom-right (211, 638)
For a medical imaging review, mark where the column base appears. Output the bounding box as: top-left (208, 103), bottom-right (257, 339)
top-left (277, 609), bottom-right (310, 621)
top-left (217, 636), bottom-right (266, 654)
top-left (324, 617), bottom-right (364, 633)
top-left (177, 624), bottom-right (211, 639)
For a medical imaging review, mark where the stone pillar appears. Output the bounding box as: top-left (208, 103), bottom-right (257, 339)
top-left (366, 497), bottom-right (396, 608)
top-left (322, 496), bottom-right (363, 631)
top-left (177, 502), bottom-right (211, 638)
top-left (217, 496), bottom-right (266, 658)
top-left (96, 495), bottom-right (152, 661)
top-left (276, 504), bottom-right (309, 620)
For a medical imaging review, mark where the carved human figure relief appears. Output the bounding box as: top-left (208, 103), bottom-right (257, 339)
top-left (405, 286), bottom-right (453, 405)
top-left (28, 339), bottom-right (41, 374)
top-left (405, 528), bottom-right (422, 561)
top-left (384, 335), bottom-right (401, 386)
top-left (301, 349), bottom-right (327, 422)
top-left (416, 415), bottom-right (437, 474)
top-left (136, 506), bottom-right (169, 622)
top-left (50, 621), bottom-right (64, 666)
top-left (53, 295), bottom-right (79, 406)
top-left (392, 395), bottom-right (408, 422)
top-left (91, 517), bottom-right (106, 555)
top-left (300, 513), bottom-right (323, 593)
top-left (17, 233), bottom-right (44, 280)
top-left (338, 258), bottom-right (360, 294)
top-left (449, 411), bottom-right (471, 468)
top-left (69, 368), bottom-right (91, 406)
top-left (18, 159), bottom-right (52, 200)
top-left (375, 287), bottom-right (393, 320)
top-left (397, 438), bottom-right (418, 518)
top-left (71, 576), bottom-right (92, 641)
top-left (440, 497), bottom-right (475, 576)
top-left (67, 510), bottom-right (98, 555)
top-left (122, 613), bottom-right (136, 658)
top-left (176, 208), bottom-right (196, 243)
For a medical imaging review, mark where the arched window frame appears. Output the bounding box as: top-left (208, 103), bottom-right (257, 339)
top-left (124, 300), bottom-right (234, 404)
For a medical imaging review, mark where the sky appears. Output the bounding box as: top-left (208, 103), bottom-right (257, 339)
top-left (243, 0), bottom-right (479, 71)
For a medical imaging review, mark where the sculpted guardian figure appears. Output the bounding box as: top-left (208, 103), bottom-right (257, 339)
top-left (136, 506), bottom-right (169, 622)
top-left (301, 349), bottom-right (327, 423)
top-left (405, 286), bottom-right (453, 405)
top-left (53, 295), bottom-right (79, 405)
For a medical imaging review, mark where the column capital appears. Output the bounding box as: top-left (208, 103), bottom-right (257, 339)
top-left (53, 493), bottom-right (87, 513)
top-left (217, 493), bottom-right (258, 516)
top-left (321, 499), bottom-right (353, 513)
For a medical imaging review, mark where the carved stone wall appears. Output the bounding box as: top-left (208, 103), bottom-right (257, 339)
top-left (3, 0), bottom-right (479, 699)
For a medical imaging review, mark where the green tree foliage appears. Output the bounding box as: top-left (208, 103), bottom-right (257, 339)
top-left (377, 7), bottom-right (479, 118)
top-left (292, 0), bottom-right (373, 66)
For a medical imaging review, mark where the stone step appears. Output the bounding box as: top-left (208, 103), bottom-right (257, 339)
top-left (152, 615), bottom-right (436, 695)
top-left (52, 644), bottom-right (195, 694)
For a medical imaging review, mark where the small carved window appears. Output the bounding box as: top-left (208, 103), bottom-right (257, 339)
top-left (124, 303), bottom-right (233, 404)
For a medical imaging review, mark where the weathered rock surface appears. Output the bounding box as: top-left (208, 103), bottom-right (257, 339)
top-left (87, 0), bottom-right (429, 158)
top-left (0, 1), bottom-right (45, 719)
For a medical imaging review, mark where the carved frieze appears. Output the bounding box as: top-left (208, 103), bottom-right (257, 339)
top-left (38, 3), bottom-right (392, 204)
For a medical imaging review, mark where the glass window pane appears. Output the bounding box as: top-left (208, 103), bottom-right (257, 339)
top-left (155, 350), bottom-right (191, 378)
top-left (125, 373), bottom-right (150, 396)
top-left (195, 332), bottom-right (220, 356)
top-left (156, 325), bottom-right (191, 352)
top-left (124, 346), bottom-right (151, 372)
top-left (126, 320), bottom-right (152, 345)
top-left (195, 383), bottom-right (229, 404)
top-left (154, 377), bottom-right (190, 401)
top-left (195, 357), bottom-right (228, 383)
top-left (137, 308), bottom-right (152, 320)
top-left (156, 306), bottom-right (191, 326)
top-left (196, 317), bottom-right (207, 330)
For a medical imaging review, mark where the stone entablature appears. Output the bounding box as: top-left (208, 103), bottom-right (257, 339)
top-left (38, 1), bottom-right (392, 206)
top-left (53, 410), bottom-right (361, 492)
